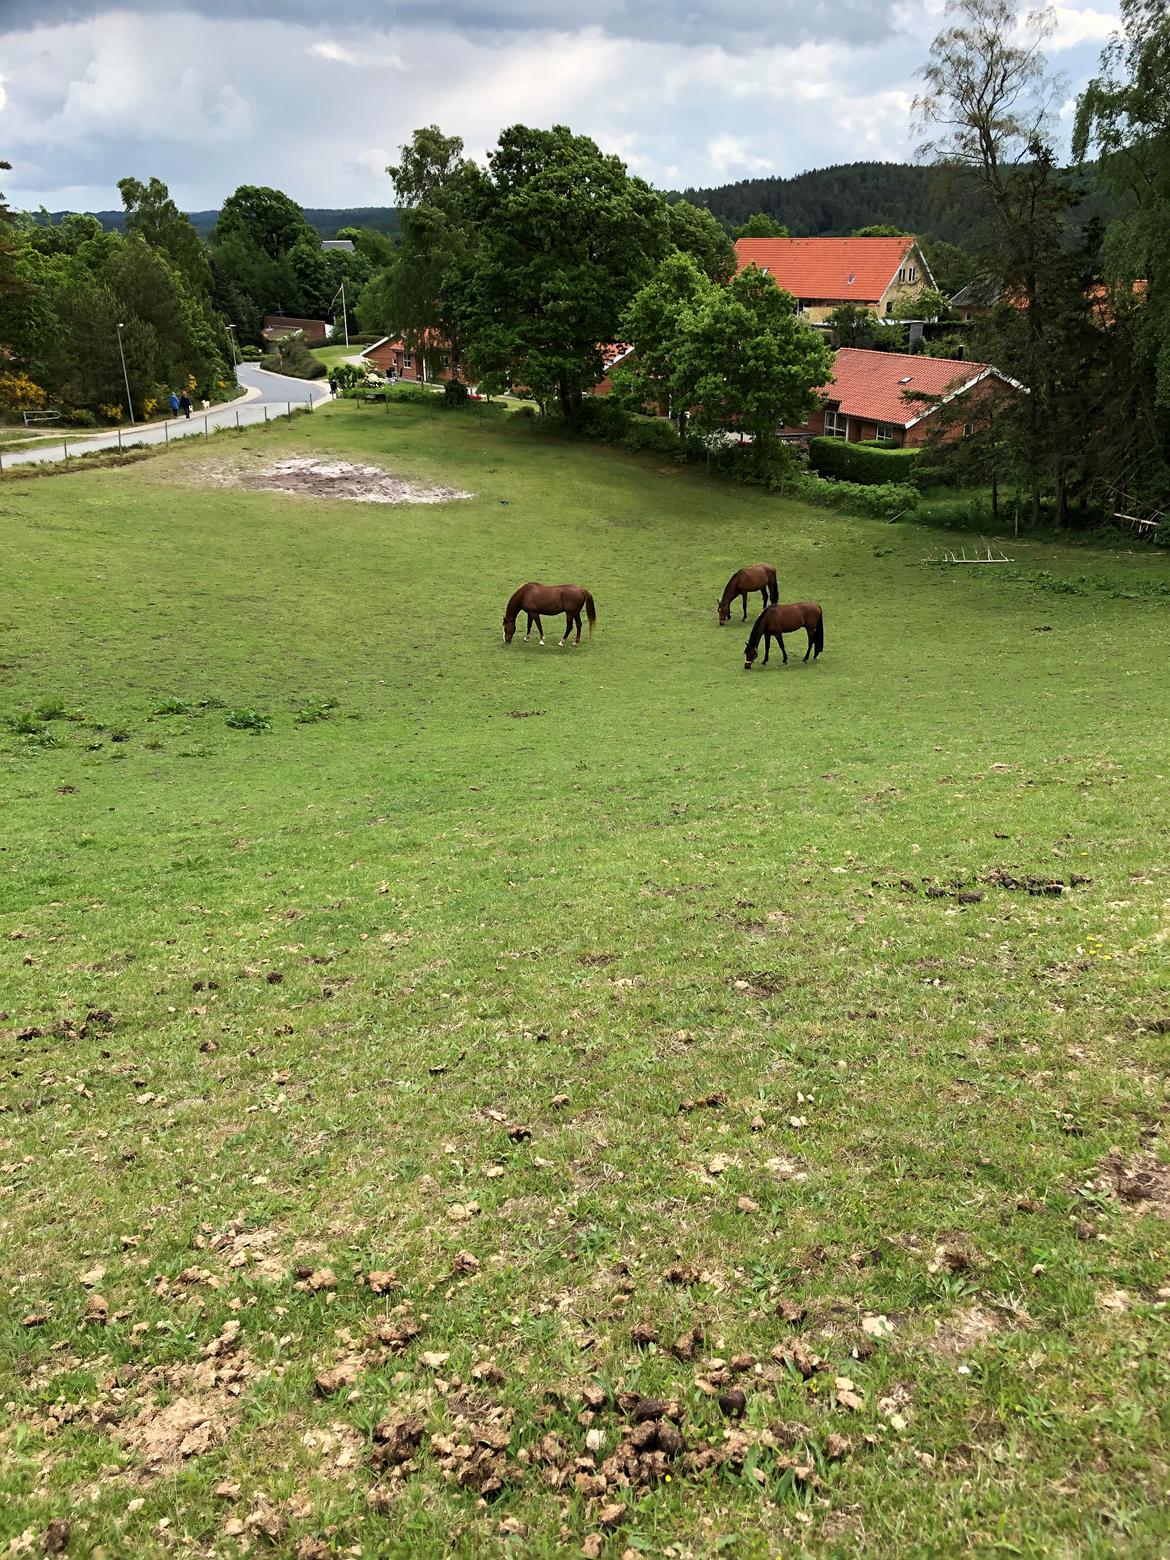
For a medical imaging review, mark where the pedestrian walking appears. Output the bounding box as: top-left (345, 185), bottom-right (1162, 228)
top-left (170, 390), bottom-right (180, 416)
top-left (179, 391), bottom-right (192, 419)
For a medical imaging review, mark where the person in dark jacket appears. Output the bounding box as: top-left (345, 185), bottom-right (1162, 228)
top-left (179, 391), bottom-right (192, 418)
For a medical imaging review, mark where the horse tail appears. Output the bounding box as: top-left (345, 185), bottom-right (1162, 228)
top-left (813, 607), bottom-right (824, 656)
top-left (769, 569), bottom-right (779, 606)
top-left (583, 590), bottom-right (596, 637)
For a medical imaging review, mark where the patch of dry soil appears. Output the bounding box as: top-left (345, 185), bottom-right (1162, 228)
top-left (233, 456), bottom-right (472, 505)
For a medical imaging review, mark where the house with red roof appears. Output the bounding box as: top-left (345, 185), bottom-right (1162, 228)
top-left (792, 348), bottom-right (1025, 447)
top-left (735, 236), bottom-right (934, 323)
top-left (360, 334), bottom-right (465, 384)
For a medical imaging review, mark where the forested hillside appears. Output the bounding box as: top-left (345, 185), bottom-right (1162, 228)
top-left (54, 206), bottom-right (402, 240)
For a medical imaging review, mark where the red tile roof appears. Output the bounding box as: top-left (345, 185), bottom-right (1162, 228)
top-left (735, 236), bottom-right (915, 303)
top-left (821, 348), bottom-right (993, 426)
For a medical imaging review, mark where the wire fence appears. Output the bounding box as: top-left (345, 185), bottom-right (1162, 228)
top-left (0, 396), bottom-right (321, 474)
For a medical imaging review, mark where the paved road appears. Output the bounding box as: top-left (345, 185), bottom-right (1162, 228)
top-left (1, 364), bottom-right (332, 470)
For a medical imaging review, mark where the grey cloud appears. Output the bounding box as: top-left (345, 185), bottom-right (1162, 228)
top-left (1, 0), bottom-right (904, 49)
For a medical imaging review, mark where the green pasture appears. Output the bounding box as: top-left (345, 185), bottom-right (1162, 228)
top-left (2, 400), bottom-right (1169, 1557)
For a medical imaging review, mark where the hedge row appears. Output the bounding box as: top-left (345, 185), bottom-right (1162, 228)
top-left (809, 436), bottom-right (921, 486)
top-left (791, 475), bottom-right (920, 519)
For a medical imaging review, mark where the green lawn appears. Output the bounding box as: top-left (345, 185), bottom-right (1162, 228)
top-left (2, 401), bottom-right (1169, 1558)
top-left (311, 344), bottom-right (367, 371)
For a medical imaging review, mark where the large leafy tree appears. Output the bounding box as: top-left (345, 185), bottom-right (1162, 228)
top-left (213, 185), bottom-right (315, 260)
top-left (732, 212), bottom-right (788, 239)
top-left (1074, 0), bottom-right (1170, 498)
top-left (118, 175), bottom-right (211, 294)
top-left (667, 200), bottom-right (737, 282)
top-left (384, 126), bottom-right (481, 378)
top-left (677, 266), bottom-right (834, 452)
top-left (458, 124), bottom-right (670, 415)
top-left (915, 0), bottom-right (1103, 525)
top-left (614, 256), bottom-right (833, 455)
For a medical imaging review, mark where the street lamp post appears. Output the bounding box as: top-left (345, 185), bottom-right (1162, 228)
top-left (115, 322), bottom-right (134, 424)
top-left (330, 283), bottom-right (349, 348)
top-left (226, 323), bottom-right (238, 369)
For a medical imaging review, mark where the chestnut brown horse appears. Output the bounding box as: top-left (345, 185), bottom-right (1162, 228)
top-left (743, 602), bottom-right (824, 669)
top-left (503, 582), bottom-right (596, 647)
top-left (718, 563), bottom-right (778, 624)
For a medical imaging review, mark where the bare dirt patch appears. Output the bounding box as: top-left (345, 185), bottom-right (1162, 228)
top-left (239, 456), bottom-right (472, 506)
top-left (1095, 1148), bottom-right (1170, 1218)
top-left (929, 1303), bottom-right (1001, 1356)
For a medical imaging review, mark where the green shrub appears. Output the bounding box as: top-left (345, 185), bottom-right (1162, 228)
top-left (66, 408), bottom-right (98, 428)
top-left (792, 474), bottom-right (920, 519)
top-left (809, 437), bottom-right (922, 486)
top-left (333, 363), bottom-right (366, 390)
top-left (621, 419), bottom-right (683, 457)
top-left (34, 697), bottom-right (69, 721)
top-left (224, 707), bottom-right (271, 733)
top-left (294, 697), bottom-right (339, 724)
top-left (442, 379), bottom-right (471, 408)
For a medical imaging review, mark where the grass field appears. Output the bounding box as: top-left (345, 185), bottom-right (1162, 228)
top-left (2, 399), bottom-right (1170, 1558)
top-left (311, 345), bottom-right (366, 372)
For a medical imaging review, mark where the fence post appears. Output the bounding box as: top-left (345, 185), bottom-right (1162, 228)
top-left (204, 414), bottom-right (209, 437)
top-left (117, 427), bottom-right (123, 451)
top-left (236, 410), bottom-right (240, 429)
top-left (264, 405), bottom-right (269, 423)
top-left (164, 421), bottom-right (169, 446)
top-left (64, 438), bottom-right (69, 460)
top-left (287, 401), bottom-right (292, 420)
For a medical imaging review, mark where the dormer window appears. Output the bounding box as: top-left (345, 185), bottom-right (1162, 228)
top-left (898, 375), bottom-right (913, 384)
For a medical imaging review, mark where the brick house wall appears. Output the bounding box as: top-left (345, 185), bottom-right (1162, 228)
top-left (361, 338), bottom-right (463, 383)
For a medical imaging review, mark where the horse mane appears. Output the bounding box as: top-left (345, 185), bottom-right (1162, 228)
top-left (504, 584), bottom-right (529, 622)
top-left (744, 607), bottom-right (769, 653)
top-left (719, 572), bottom-right (740, 608)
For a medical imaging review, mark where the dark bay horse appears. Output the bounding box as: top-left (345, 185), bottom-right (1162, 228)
top-left (743, 603), bottom-right (824, 669)
top-left (503, 582), bottom-right (596, 646)
top-left (718, 563), bottom-right (778, 624)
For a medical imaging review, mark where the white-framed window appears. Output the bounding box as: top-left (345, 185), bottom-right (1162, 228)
top-left (897, 267), bottom-right (905, 283)
top-left (885, 301), bottom-right (895, 315)
top-left (874, 423), bottom-right (894, 443)
top-left (907, 265), bottom-right (917, 283)
top-left (963, 421), bottom-right (975, 437)
top-left (824, 408), bottom-right (846, 438)
top-left (402, 351), bottom-right (412, 369)
top-left (442, 354), bottom-right (450, 370)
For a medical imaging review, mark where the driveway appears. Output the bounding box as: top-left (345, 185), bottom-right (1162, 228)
top-left (0, 365), bottom-right (332, 470)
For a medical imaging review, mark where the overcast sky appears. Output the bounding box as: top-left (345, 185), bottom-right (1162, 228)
top-left (0, 0), bottom-right (1120, 214)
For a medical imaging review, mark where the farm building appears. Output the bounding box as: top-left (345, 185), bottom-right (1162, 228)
top-left (736, 236), bottom-right (933, 323)
top-left (791, 348), bottom-right (1024, 447)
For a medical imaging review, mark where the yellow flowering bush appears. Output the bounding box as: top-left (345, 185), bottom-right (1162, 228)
top-left (98, 403), bottom-right (125, 423)
top-left (0, 373), bottom-right (48, 412)
top-left (142, 397), bottom-right (158, 419)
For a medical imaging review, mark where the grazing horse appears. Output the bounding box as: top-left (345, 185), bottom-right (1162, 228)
top-left (743, 603), bottom-right (824, 669)
top-left (717, 563), bottom-right (778, 624)
top-left (503, 582), bottom-right (596, 647)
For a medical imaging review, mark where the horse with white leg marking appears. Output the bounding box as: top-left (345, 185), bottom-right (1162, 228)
top-left (503, 582), bottom-right (596, 647)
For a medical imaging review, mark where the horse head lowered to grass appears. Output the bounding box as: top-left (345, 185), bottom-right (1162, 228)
top-left (717, 564), bottom-right (778, 624)
top-left (743, 603), bottom-right (824, 669)
top-left (503, 582), bottom-right (596, 646)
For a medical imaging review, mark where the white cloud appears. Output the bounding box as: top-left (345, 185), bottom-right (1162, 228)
top-left (1047, 3), bottom-right (1119, 51)
top-left (706, 135), bottom-right (771, 176)
top-left (0, 2), bottom-right (1120, 213)
top-left (311, 39), bottom-right (405, 69)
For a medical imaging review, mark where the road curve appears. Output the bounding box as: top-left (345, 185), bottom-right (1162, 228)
top-left (1, 365), bottom-right (332, 470)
